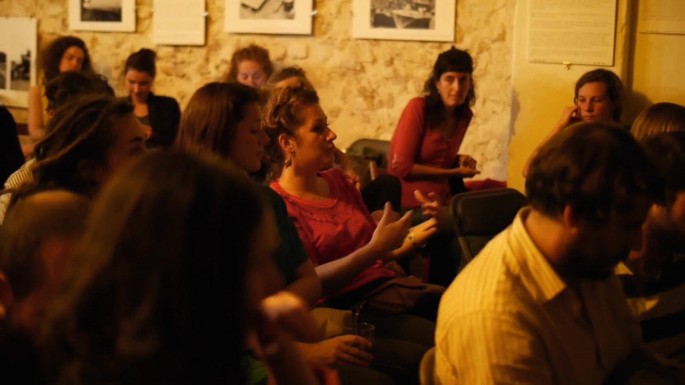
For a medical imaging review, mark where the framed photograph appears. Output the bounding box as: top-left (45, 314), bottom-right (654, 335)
top-left (0, 18), bottom-right (37, 108)
top-left (353, 0), bottom-right (455, 42)
top-left (69, 0), bottom-right (136, 32)
top-left (225, 0), bottom-right (313, 35)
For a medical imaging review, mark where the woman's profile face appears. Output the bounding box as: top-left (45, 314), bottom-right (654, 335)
top-left (237, 60), bottom-right (268, 89)
top-left (289, 104), bottom-right (337, 171)
top-left (92, 114), bottom-right (147, 188)
top-left (58, 46), bottom-right (85, 73)
top-left (435, 71), bottom-right (471, 109)
top-left (228, 102), bottom-right (268, 173)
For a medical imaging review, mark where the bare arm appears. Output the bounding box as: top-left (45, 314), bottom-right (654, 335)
top-left (27, 86), bottom-right (45, 142)
top-left (285, 260), bottom-right (322, 308)
top-left (314, 203), bottom-right (412, 296)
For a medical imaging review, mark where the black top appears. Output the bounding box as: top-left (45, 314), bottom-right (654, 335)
top-left (0, 106), bottom-right (25, 182)
top-left (127, 92), bottom-right (181, 149)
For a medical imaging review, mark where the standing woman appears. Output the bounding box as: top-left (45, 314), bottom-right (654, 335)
top-left (123, 48), bottom-right (181, 148)
top-left (27, 36), bottom-right (95, 153)
top-left (387, 47), bottom-right (479, 209)
top-left (225, 44), bottom-right (274, 89)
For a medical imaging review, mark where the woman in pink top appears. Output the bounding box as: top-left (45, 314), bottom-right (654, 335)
top-left (264, 85), bottom-right (439, 385)
top-left (388, 47), bottom-right (479, 208)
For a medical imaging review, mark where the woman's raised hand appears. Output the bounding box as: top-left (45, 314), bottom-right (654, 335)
top-left (367, 202), bottom-right (413, 256)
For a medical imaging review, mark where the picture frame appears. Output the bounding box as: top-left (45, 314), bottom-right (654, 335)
top-left (0, 17), bottom-right (37, 108)
top-left (225, 0), bottom-right (313, 35)
top-left (69, 0), bottom-right (136, 32)
top-left (353, 0), bottom-right (455, 42)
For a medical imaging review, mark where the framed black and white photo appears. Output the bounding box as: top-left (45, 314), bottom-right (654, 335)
top-left (353, 0), bottom-right (455, 42)
top-left (225, 0), bottom-right (313, 35)
top-left (0, 18), bottom-right (37, 108)
top-left (69, 0), bottom-right (135, 32)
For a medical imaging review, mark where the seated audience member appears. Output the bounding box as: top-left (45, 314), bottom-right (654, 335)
top-left (267, 68), bottom-right (401, 214)
top-left (123, 48), bottom-right (181, 148)
top-left (436, 122), bottom-right (663, 385)
top-left (0, 72), bottom-right (114, 224)
top-left (0, 106), bottom-right (24, 182)
top-left (27, 35), bottom-right (95, 153)
top-left (226, 44), bottom-right (274, 89)
top-left (631, 102), bottom-right (685, 141)
top-left (175, 81), bottom-right (321, 306)
top-left (176, 82), bottom-right (405, 385)
top-left (523, 68), bottom-right (626, 177)
top-left (30, 95), bottom-right (146, 198)
top-left (43, 151), bottom-right (334, 385)
top-left (0, 188), bottom-right (90, 382)
top-left (619, 131), bottom-right (685, 359)
top-left (387, 46), bottom-right (479, 210)
top-left (264, 86), bottom-right (438, 320)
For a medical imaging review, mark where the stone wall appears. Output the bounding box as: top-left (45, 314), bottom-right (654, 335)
top-left (1, 0), bottom-right (515, 181)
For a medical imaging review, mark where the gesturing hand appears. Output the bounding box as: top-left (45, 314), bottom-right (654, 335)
top-left (368, 202), bottom-right (413, 255)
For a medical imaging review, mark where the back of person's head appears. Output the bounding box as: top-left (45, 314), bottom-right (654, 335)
top-left (641, 131), bottom-right (685, 208)
top-left (33, 95), bottom-right (134, 196)
top-left (45, 151), bottom-right (265, 384)
top-left (42, 35), bottom-right (94, 82)
top-left (44, 71), bottom-right (114, 114)
top-left (175, 82), bottom-right (261, 158)
top-left (123, 48), bottom-right (156, 78)
top-left (0, 189), bottom-right (89, 332)
top-left (631, 102), bottom-right (685, 141)
top-left (574, 69), bottom-right (624, 122)
top-left (424, 46), bottom-right (476, 108)
top-left (226, 44), bottom-right (273, 82)
top-left (262, 85), bottom-right (320, 177)
top-left (526, 122), bottom-right (662, 224)
top-left (268, 66), bottom-right (314, 89)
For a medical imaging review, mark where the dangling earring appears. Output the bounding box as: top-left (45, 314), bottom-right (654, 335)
top-left (284, 148), bottom-right (294, 168)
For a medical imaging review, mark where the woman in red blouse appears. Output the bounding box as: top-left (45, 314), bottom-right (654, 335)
top-left (388, 47), bottom-right (479, 209)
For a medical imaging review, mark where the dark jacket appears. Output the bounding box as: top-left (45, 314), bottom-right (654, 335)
top-left (127, 92), bottom-right (181, 149)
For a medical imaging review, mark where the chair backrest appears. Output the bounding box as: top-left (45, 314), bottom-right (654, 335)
top-left (346, 139), bottom-right (391, 168)
top-left (450, 188), bottom-right (528, 268)
top-left (419, 346), bottom-right (437, 385)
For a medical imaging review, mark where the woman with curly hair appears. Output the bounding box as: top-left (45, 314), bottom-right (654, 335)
top-left (27, 36), bottom-right (95, 151)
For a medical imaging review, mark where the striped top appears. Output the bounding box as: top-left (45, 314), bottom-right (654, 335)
top-left (0, 158), bottom-right (35, 224)
top-left (435, 207), bottom-right (641, 385)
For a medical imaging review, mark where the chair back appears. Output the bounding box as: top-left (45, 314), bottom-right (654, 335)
top-left (450, 188), bottom-right (528, 269)
top-left (345, 139), bottom-right (391, 186)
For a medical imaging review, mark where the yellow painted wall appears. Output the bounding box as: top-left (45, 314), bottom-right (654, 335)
top-left (507, 0), bottom-right (632, 193)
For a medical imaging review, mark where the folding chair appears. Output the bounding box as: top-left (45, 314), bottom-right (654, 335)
top-left (450, 188), bottom-right (528, 269)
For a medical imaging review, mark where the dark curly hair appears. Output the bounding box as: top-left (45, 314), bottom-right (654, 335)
top-left (33, 95), bottom-right (134, 197)
top-left (41, 35), bottom-right (94, 83)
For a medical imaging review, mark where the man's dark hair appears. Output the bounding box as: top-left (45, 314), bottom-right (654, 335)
top-left (641, 131), bottom-right (685, 208)
top-left (526, 122), bottom-right (663, 223)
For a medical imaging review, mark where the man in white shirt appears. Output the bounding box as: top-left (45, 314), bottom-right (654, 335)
top-left (436, 123), bottom-right (662, 385)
